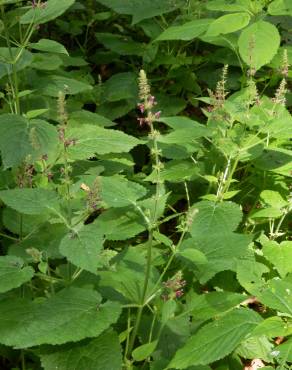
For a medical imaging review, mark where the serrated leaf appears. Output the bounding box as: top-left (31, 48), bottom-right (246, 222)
top-left (0, 287), bottom-right (121, 348)
top-left (95, 0), bottom-right (183, 24)
top-left (100, 176), bottom-right (147, 208)
top-left (206, 13), bottom-right (250, 37)
top-left (67, 125), bottom-right (140, 159)
top-left (263, 241), bottom-right (292, 278)
top-left (237, 260), bottom-right (270, 295)
top-left (158, 116), bottom-right (205, 130)
top-left (0, 47), bottom-right (33, 78)
top-left (20, 0), bottom-right (75, 24)
top-left (184, 291), bottom-right (246, 321)
top-left (170, 308), bottom-right (262, 368)
top-left (183, 232), bottom-right (251, 283)
top-left (252, 316), bottom-right (292, 338)
top-left (0, 188), bottom-right (59, 215)
top-left (238, 21), bottom-right (280, 70)
top-left (68, 110), bottom-right (115, 127)
top-left (0, 256), bottom-right (34, 293)
top-left (253, 148), bottom-right (292, 177)
top-left (189, 200), bottom-right (243, 237)
top-left (101, 72), bottom-right (138, 101)
top-left (156, 19), bottom-right (212, 41)
top-left (30, 39), bottom-right (68, 55)
top-left (94, 207), bottom-right (146, 241)
top-left (40, 330), bottom-right (122, 370)
top-left (36, 75), bottom-right (92, 97)
top-left (59, 224), bottom-right (104, 274)
top-left (158, 126), bottom-right (210, 145)
top-left (258, 278), bottom-right (292, 317)
top-left (0, 114), bottom-right (59, 168)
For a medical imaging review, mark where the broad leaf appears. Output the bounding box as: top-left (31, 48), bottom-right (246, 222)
top-left (0, 114), bottom-right (59, 168)
top-left (30, 39), bottom-right (69, 55)
top-left (95, 0), bottom-right (183, 24)
top-left (238, 21), bottom-right (280, 70)
top-left (100, 175), bottom-right (147, 208)
top-left (0, 47), bottom-right (33, 79)
top-left (68, 110), bottom-right (115, 127)
top-left (263, 241), bottom-right (292, 278)
top-left (206, 13), bottom-right (250, 37)
top-left (0, 256), bottom-right (34, 293)
top-left (184, 291), bottom-right (246, 321)
top-left (95, 207), bottom-right (146, 241)
top-left (156, 19), bottom-right (212, 41)
top-left (189, 200), bottom-right (243, 237)
top-left (59, 224), bottom-right (104, 274)
top-left (101, 72), bottom-right (138, 102)
top-left (67, 125), bottom-right (140, 159)
top-left (170, 308), bottom-right (262, 368)
top-left (36, 75), bottom-right (92, 97)
top-left (0, 188), bottom-right (59, 215)
top-left (182, 232), bottom-right (251, 283)
top-left (40, 330), bottom-right (122, 370)
top-left (96, 33), bottom-right (145, 56)
top-left (258, 278), bottom-right (292, 317)
top-left (268, 0), bottom-right (292, 15)
top-left (0, 287), bottom-right (121, 348)
top-left (20, 0), bottom-right (75, 24)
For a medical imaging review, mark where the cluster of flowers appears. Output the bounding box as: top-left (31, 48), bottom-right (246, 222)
top-left (161, 271), bottom-right (186, 301)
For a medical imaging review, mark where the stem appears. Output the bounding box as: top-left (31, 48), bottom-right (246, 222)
top-left (21, 350), bottom-right (26, 370)
top-left (1, 5), bottom-right (20, 114)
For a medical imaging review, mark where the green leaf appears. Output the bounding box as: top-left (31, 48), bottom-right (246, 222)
top-left (206, 0), bottom-right (251, 12)
top-left (101, 72), bottom-right (138, 102)
top-left (0, 114), bottom-right (59, 168)
top-left (0, 188), bottom-right (59, 215)
top-left (40, 330), bottom-right (122, 370)
top-left (238, 21), bottom-right (280, 70)
top-left (182, 232), bottom-right (251, 283)
top-left (20, 0), bottom-right (75, 24)
top-left (0, 47), bottom-right (33, 78)
top-left (69, 110), bottom-right (115, 127)
top-left (184, 291), bottom-right (246, 321)
top-left (67, 125), bottom-right (140, 159)
top-left (268, 0), bottom-right (292, 15)
top-left (59, 224), bottom-right (104, 274)
top-left (263, 241), bottom-right (292, 278)
top-left (189, 200), bottom-right (243, 237)
top-left (95, 207), bottom-right (146, 241)
top-left (156, 19), bottom-right (212, 41)
top-left (170, 308), bottom-right (262, 368)
top-left (132, 341), bottom-right (158, 361)
top-left (30, 39), bottom-right (69, 55)
top-left (96, 33), bottom-right (145, 56)
top-left (0, 287), bottom-right (121, 348)
top-left (100, 175), bottom-right (147, 208)
top-left (95, 0), bottom-right (183, 24)
top-left (36, 75), bottom-right (92, 97)
top-left (158, 126), bottom-right (210, 145)
top-left (273, 337), bottom-right (292, 362)
top-left (253, 148), bottom-right (292, 177)
top-left (257, 278), bottom-right (292, 317)
top-left (0, 256), bottom-right (34, 293)
top-left (206, 13), bottom-right (250, 37)
top-left (158, 116), bottom-right (206, 130)
top-left (252, 316), bottom-right (292, 338)
top-left (31, 53), bottom-right (63, 70)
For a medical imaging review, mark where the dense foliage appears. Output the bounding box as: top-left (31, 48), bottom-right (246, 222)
top-left (0, 0), bottom-right (291, 369)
